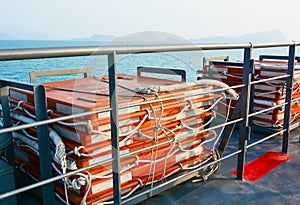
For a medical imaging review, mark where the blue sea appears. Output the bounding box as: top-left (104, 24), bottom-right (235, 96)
top-left (0, 40), bottom-right (292, 83)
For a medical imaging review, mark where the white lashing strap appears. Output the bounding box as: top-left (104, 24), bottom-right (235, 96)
top-left (139, 125), bottom-right (181, 140)
top-left (254, 99), bottom-right (276, 107)
top-left (260, 64), bottom-right (300, 70)
top-left (135, 79), bottom-right (239, 100)
top-left (67, 146), bottom-right (89, 157)
top-left (220, 71), bottom-right (243, 79)
top-left (254, 90), bottom-right (281, 97)
top-left (98, 178), bottom-right (143, 205)
top-left (92, 113), bottom-right (149, 137)
top-left (10, 112), bottom-right (77, 171)
top-left (146, 105), bottom-right (189, 121)
top-left (183, 111), bottom-right (215, 132)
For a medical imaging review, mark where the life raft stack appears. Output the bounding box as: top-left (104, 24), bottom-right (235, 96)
top-left (198, 55), bottom-right (300, 131)
top-left (5, 73), bottom-right (234, 204)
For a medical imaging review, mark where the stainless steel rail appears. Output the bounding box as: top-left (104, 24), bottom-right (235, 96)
top-left (0, 42), bottom-right (299, 61)
top-left (0, 42), bottom-right (298, 205)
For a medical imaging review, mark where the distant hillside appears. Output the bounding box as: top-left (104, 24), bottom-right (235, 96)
top-left (73, 31), bottom-right (191, 45)
top-left (107, 31), bottom-right (191, 45)
top-left (0, 29), bottom-right (287, 44)
top-left (191, 29), bottom-right (287, 44)
top-left (72, 34), bottom-right (116, 41)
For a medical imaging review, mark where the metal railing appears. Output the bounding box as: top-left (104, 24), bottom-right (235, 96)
top-left (0, 42), bottom-right (299, 205)
top-left (0, 42), bottom-right (299, 61)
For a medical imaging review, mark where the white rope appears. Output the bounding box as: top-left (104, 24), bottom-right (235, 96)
top-left (192, 95), bottom-right (225, 114)
top-left (67, 146), bottom-right (89, 157)
top-left (98, 179), bottom-right (143, 205)
top-left (181, 156), bottom-right (212, 170)
top-left (10, 101), bottom-right (24, 112)
top-left (119, 113), bottom-right (149, 137)
top-left (219, 71), bottom-right (243, 79)
top-left (136, 147), bottom-right (179, 164)
top-left (253, 99), bottom-right (276, 107)
top-left (56, 120), bottom-right (89, 128)
top-left (91, 161), bottom-right (138, 180)
top-left (147, 95), bottom-right (160, 190)
top-left (182, 111), bottom-right (216, 132)
top-left (135, 79), bottom-right (239, 99)
top-left (161, 133), bottom-right (178, 178)
top-left (213, 98), bottom-right (232, 150)
top-left (22, 107), bottom-right (36, 119)
top-left (79, 172), bottom-right (91, 205)
top-left (143, 167), bottom-right (181, 185)
top-left (139, 125), bottom-right (181, 140)
top-left (179, 131), bottom-right (217, 153)
top-left (10, 113), bottom-right (76, 171)
top-left (13, 132), bottom-right (39, 152)
top-left (17, 144), bottom-right (39, 156)
top-left (254, 90), bottom-right (281, 97)
top-left (91, 113), bottom-right (149, 138)
top-left (219, 100), bottom-right (235, 109)
top-left (215, 111), bottom-right (227, 119)
top-left (146, 105), bottom-right (189, 121)
top-left (260, 64), bottom-right (300, 70)
top-left (20, 128), bottom-right (38, 141)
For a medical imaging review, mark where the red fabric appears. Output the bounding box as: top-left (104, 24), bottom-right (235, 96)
top-left (230, 150), bottom-right (292, 182)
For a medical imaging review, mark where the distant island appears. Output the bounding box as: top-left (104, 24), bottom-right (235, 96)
top-left (71, 29), bottom-right (287, 44)
top-left (71, 34), bottom-right (115, 42)
top-left (0, 29), bottom-right (287, 44)
top-left (190, 29), bottom-right (287, 44)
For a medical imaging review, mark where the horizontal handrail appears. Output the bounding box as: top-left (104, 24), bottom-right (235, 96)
top-left (0, 42), bottom-right (299, 61)
top-left (249, 103), bottom-right (287, 118)
top-left (247, 129), bottom-right (286, 149)
top-left (0, 79), bottom-right (34, 91)
top-left (251, 74), bottom-right (290, 85)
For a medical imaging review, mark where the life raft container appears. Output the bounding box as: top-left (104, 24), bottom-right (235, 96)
top-left (6, 74), bottom-right (227, 204)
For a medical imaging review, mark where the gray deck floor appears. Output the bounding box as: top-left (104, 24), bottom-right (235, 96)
top-left (11, 127), bottom-right (300, 205)
top-left (139, 127), bottom-right (300, 205)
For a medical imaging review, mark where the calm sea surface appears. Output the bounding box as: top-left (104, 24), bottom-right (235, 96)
top-left (0, 40), bottom-right (292, 83)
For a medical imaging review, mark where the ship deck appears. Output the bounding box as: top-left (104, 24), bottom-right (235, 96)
top-left (16, 127), bottom-right (300, 205)
top-left (139, 127), bottom-right (300, 205)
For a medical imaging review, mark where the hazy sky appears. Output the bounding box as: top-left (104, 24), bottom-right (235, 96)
top-left (1, 0), bottom-right (299, 40)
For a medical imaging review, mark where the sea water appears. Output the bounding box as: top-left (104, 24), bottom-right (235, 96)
top-left (0, 40), bottom-right (290, 83)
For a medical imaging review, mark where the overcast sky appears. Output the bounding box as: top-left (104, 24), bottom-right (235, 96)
top-left (1, 0), bottom-right (299, 40)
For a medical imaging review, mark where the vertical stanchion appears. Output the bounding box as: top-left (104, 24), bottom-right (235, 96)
top-left (282, 44), bottom-right (295, 153)
top-left (0, 86), bottom-right (15, 167)
top-left (236, 46), bottom-right (253, 180)
top-left (108, 51), bottom-right (121, 205)
top-left (34, 85), bottom-right (55, 205)
top-left (248, 59), bottom-right (255, 130)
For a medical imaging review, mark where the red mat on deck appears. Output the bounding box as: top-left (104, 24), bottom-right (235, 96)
top-left (230, 150), bottom-right (292, 182)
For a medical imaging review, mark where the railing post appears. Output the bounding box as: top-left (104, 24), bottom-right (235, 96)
top-left (282, 44), bottom-right (296, 153)
top-left (108, 51), bottom-right (121, 205)
top-left (34, 85), bottom-right (55, 205)
top-left (0, 86), bottom-right (15, 167)
top-left (236, 46), bottom-right (253, 180)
